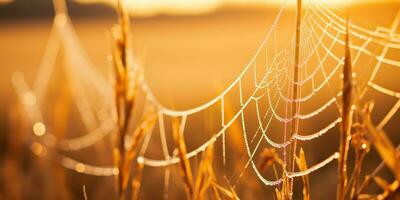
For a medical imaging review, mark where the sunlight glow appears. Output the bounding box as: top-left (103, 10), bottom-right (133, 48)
top-left (74, 0), bottom-right (400, 16)
top-left (0, 0), bottom-right (12, 4)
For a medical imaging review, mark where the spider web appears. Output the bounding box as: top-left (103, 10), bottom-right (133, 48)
top-left (11, 0), bottom-right (400, 193)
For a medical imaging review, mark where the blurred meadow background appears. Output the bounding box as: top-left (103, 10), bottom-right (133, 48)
top-left (1, 0), bottom-right (400, 199)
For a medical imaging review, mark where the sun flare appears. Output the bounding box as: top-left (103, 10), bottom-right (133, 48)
top-left (74, 0), bottom-right (400, 16)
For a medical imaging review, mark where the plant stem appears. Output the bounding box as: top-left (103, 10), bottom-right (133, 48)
top-left (288, 0), bottom-right (302, 198)
top-left (337, 14), bottom-right (353, 200)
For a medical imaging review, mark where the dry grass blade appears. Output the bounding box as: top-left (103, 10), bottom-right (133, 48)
top-left (275, 175), bottom-right (290, 200)
top-left (363, 102), bottom-right (400, 181)
top-left (380, 180), bottom-right (399, 199)
top-left (275, 188), bottom-right (283, 200)
top-left (222, 96), bottom-right (262, 196)
top-left (112, 0), bottom-right (132, 196)
top-left (169, 110), bottom-right (243, 200)
top-left (373, 177), bottom-right (399, 199)
top-left (113, 77), bottom-right (150, 198)
top-left (197, 143), bottom-right (239, 200)
top-left (115, 0), bottom-right (130, 70)
top-left (210, 184), bottom-right (222, 200)
top-left (357, 194), bottom-right (376, 200)
top-left (211, 181), bottom-right (239, 200)
top-left (193, 153), bottom-right (208, 199)
top-left (295, 148), bottom-right (310, 200)
top-left (373, 176), bottom-right (391, 192)
top-left (83, 185), bottom-right (88, 200)
top-left (337, 14), bottom-right (354, 200)
top-left (289, 1), bottom-right (303, 196)
top-left (128, 109), bottom-right (157, 200)
top-left (131, 160), bottom-right (144, 200)
top-left (172, 117), bottom-right (194, 199)
top-left (193, 144), bottom-right (214, 200)
top-left (126, 109), bottom-right (157, 163)
top-left (349, 122), bottom-right (370, 198)
top-left (111, 1), bottom-right (150, 199)
top-left (172, 122), bottom-right (232, 200)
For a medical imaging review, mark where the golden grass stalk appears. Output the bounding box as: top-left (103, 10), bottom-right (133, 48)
top-left (205, 147), bottom-right (239, 200)
top-left (211, 181), bottom-right (239, 200)
top-left (350, 101), bottom-right (400, 199)
top-left (172, 117), bottom-right (239, 200)
top-left (131, 160), bottom-right (144, 200)
top-left (281, 175), bottom-right (291, 200)
top-left (194, 157), bottom-right (209, 199)
top-left (223, 96), bottom-right (262, 196)
top-left (363, 102), bottom-right (400, 181)
top-left (111, 1), bottom-right (158, 199)
top-left (193, 144), bottom-right (213, 200)
top-left (114, 109), bottom-right (156, 199)
top-left (128, 109), bottom-right (157, 199)
top-left (111, 0), bottom-right (135, 196)
top-left (273, 173), bottom-right (293, 200)
top-left (295, 148), bottom-right (310, 200)
top-left (275, 188), bottom-right (284, 200)
top-left (172, 117), bottom-right (194, 199)
top-left (289, 2), bottom-right (302, 194)
top-left (355, 145), bottom-right (400, 199)
top-left (356, 194), bottom-right (376, 200)
top-left (125, 109), bottom-right (157, 168)
top-left (83, 185), bottom-right (88, 200)
top-left (210, 184), bottom-right (222, 200)
top-left (374, 176), bottom-right (391, 192)
top-left (348, 122), bottom-right (370, 198)
top-left (373, 178), bottom-right (399, 199)
top-left (337, 14), bottom-right (354, 200)
top-left (199, 144), bottom-right (240, 200)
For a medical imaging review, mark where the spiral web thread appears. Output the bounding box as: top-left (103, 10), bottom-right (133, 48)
top-left (11, 0), bottom-right (400, 190)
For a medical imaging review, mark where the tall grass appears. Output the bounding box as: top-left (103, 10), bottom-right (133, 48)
top-left (4, 1), bottom-right (400, 200)
top-left (289, 0), bottom-right (303, 197)
top-left (106, 2), bottom-right (400, 199)
top-left (172, 117), bottom-right (239, 200)
top-left (336, 14), bottom-right (400, 200)
top-left (111, 0), bottom-right (157, 199)
top-left (337, 14), bottom-right (354, 200)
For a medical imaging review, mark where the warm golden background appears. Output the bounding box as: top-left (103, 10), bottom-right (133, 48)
top-left (0, 0), bottom-right (400, 199)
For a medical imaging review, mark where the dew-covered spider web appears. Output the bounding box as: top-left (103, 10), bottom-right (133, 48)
top-left (11, 0), bottom-right (400, 195)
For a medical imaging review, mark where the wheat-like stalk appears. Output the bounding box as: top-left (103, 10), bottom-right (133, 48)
top-left (193, 143), bottom-right (214, 200)
top-left (337, 14), bottom-right (354, 200)
top-left (172, 117), bottom-right (195, 199)
top-left (358, 102), bottom-right (400, 198)
top-left (211, 181), bottom-right (239, 200)
top-left (295, 148), bottom-right (310, 200)
top-left (111, 1), bottom-right (158, 199)
top-left (172, 116), bottom-right (239, 200)
top-left (348, 121), bottom-right (370, 198)
top-left (111, 0), bottom-right (135, 197)
top-left (276, 175), bottom-right (291, 200)
top-left (289, 0), bottom-right (303, 192)
top-left (363, 103), bottom-right (400, 181)
top-left (131, 160), bottom-right (144, 200)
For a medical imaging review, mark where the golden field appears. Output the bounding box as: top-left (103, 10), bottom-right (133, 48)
top-left (0, 0), bottom-right (400, 199)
